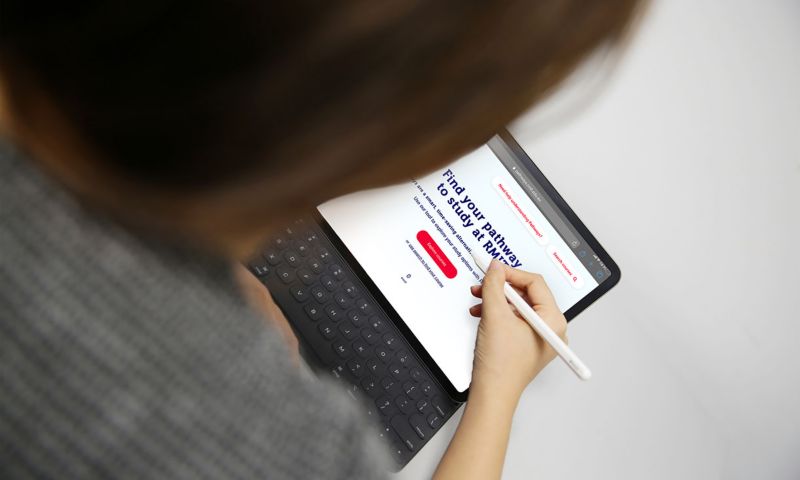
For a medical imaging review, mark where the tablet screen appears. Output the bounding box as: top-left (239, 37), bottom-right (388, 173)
top-left (318, 134), bottom-right (615, 393)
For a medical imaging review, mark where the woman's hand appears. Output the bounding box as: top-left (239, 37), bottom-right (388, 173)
top-left (468, 260), bottom-right (567, 400)
top-left (434, 261), bottom-right (567, 480)
top-left (234, 264), bottom-right (301, 366)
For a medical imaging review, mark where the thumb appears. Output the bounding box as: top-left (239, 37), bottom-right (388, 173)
top-left (480, 260), bottom-right (509, 317)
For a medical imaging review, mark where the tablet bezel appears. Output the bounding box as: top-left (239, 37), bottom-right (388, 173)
top-left (316, 129), bottom-right (621, 403)
top-left (496, 130), bottom-right (622, 323)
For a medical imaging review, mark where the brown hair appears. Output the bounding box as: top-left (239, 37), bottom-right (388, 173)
top-left (0, 1), bottom-right (641, 254)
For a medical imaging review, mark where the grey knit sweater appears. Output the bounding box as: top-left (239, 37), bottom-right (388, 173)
top-left (0, 139), bottom-right (389, 479)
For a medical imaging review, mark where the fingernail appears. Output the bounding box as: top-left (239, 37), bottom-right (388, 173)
top-left (488, 259), bottom-right (502, 271)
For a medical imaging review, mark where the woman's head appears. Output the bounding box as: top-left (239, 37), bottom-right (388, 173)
top-left (0, 1), bottom-right (640, 255)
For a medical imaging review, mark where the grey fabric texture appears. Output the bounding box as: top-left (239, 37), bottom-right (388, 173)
top-left (0, 140), bottom-right (390, 479)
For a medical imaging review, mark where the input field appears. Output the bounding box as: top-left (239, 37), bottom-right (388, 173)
top-left (491, 176), bottom-right (549, 246)
top-left (546, 245), bottom-right (584, 289)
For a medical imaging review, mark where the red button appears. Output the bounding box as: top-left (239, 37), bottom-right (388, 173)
top-left (416, 230), bottom-right (457, 279)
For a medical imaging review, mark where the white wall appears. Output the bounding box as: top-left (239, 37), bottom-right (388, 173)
top-left (395, 1), bottom-right (800, 478)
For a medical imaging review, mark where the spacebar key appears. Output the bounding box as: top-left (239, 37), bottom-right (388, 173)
top-left (390, 415), bottom-right (418, 452)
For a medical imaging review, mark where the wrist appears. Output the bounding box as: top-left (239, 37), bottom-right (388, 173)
top-left (468, 379), bottom-right (522, 415)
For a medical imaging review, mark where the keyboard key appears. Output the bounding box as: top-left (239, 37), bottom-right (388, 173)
top-left (304, 230), bottom-right (319, 243)
top-left (352, 339), bottom-right (371, 358)
top-left (387, 363), bottom-right (402, 378)
top-left (347, 309), bottom-right (365, 327)
top-left (272, 235), bottom-right (288, 250)
top-left (416, 399), bottom-right (429, 413)
top-left (421, 381), bottom-right (434, 397)
top-left (310, 286), bottom-right (329, 303)
top-left (283, 250), bottom-right (301, 267)
top-left (408, 414), bottom-right (428, 439)
top-left (395, 395), bottom-right (414, 415)
top-left (338, 321), bottom-right (358, 340)
top-left (375, 346), bottom-right (391, 363)
top-left (409, 367), bottom-right (425, 381)
top-left (304, 303), bottom-right (323, 321)
top-left (431, 396), bottom-right (447, 416)
top-left (308, 259), bottom-right (324, 274)
top-left (318, 322), bottom-right (337, 340)
top-left (427, 413), bottom-right (442, 430)
top-left (317, 248), bottom-right (332, 263)
top-left (376, 396), bottom-right (394, 416)
top-left (334, 293), bottom-right (351, 309)
top-left (384, 379), bottom-right (402, 397)
top-left (297, 268), bottom-right (315, 285)
top-left (382, 333), bottom-right (398, 349)
top-left (396, 350), bottom-right (411, 366)
top-left (407, 385), bottom-right (423, 401)
top-left (355, 298), bottom-right (372, 314)
top-left (324, 304), bottom-right (343, 322)
top-left (332, 339), bottom-right (351, 358)
top-left (342, 281), bottom-right (358, 297)
top-left (369, 316), bottom-right (387, 332)
top-left (361, 328), bottom-right (379, 344)
top-left (366, 359), bottom-right (386, 377)
top-left (275, 265), bottom-right (295, 284)
top-left (263, 249), bottom-right (281, 265)
top-left (289, 284), bottom-right (309, 302)
top-left (390, 415), bottom-right (418, 452)
top-left (388, 363), bottom-right (408, 381)
top-left (403, 381), bottom-right (421, 400)
top-left (330, 364), bottom-right (346, 382)
top-left (248, 259), bottom-right (270, 277)
top-left (346, 358), bottom-right (364, 378)
top-left (295, 240), bottom-right (311, 256)
top-left (320, 274), bottom-right (337, 291)
top-left (361, 377), bottom-right (378, 395)
top-left (329, 264), bottom-right (345, 280)
top-left (381, 377), bottom-right (397, 392)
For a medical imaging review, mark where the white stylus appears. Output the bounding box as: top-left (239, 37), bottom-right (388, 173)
top-left (470, 251), bottom-right (592, 381)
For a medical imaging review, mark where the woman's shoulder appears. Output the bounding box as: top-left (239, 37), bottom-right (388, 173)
top-left (0, 139), bottom-right (390, 478)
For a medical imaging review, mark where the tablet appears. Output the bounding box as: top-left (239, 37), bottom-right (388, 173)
top-left (317, 130), bottom-right (620, 401)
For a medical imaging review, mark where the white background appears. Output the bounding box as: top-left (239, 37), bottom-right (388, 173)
top-left (393, 1), bottom-right (800, 478)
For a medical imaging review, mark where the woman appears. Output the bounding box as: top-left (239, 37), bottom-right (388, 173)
top-left (0, 2), bottom-right (639, 478)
